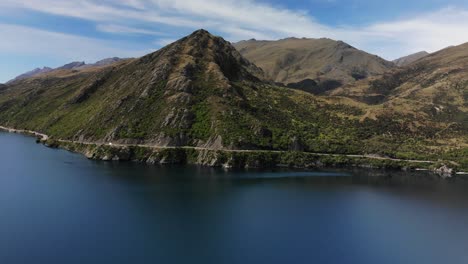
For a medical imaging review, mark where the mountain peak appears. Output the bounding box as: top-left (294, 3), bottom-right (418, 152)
top-left (183, 29), bottom-right (221, 43)
top-left (141, 28), bottom-right (265, 84)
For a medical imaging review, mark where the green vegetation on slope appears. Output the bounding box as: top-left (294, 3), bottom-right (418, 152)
top-left (0, 30), bottom-right (466, 170)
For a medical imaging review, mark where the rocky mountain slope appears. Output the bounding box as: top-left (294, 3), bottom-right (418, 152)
top-left (234, 38), bottom-right (394, 94)
top-left (393, 51), bottom-right (429, 67)
top-left (0, 30), bottom-right (271, 149)
top-left (0, 30), bottom-right (466, 169)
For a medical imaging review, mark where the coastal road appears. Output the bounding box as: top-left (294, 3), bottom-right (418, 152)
top-left (0, 125), bottom-right (436, 164)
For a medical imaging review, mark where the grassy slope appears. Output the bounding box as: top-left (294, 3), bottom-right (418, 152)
top-left (234, 38), bottom-right (394, 85)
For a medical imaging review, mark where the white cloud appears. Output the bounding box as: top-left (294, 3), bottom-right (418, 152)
top-left (153, 38), bottom-right (177, 47)
top-left (0, 23), bottom-right (147, 62)
top-left (96, 24), bottom-right (166, 36)
top-left (360, 7), bottom-right (468, 58)
top-left (0, 1), bottom-right (467, 60)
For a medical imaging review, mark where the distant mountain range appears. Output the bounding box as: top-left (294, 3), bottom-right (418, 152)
top-left (7, 67), bottom-right (53, 84)
top-left (393, 51), bottom-right (429, 66)
top-left (0, 30), bottom-right (466, 170)
top-left (7, 57), bottom-right (125, 83)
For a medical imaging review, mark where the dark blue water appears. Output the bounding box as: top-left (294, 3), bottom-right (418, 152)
top-left (1, 132), bottom-right (468, 264)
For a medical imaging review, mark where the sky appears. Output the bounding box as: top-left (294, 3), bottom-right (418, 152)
top-left (1, 0), bottom-right (468, 83)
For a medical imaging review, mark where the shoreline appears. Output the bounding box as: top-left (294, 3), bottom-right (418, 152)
top-left (0, 125), bottom-right (461, 176)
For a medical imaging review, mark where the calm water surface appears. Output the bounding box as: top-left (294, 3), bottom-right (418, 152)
top-left (1, 132), bottom-right (468, 264)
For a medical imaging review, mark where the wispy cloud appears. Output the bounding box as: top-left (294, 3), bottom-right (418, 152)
top-left (1, 0), bottom-right (468, 60)
top-left (0, 23), bottom-right (148, 62)
top-left (360, 7), bottom-right (468, 57)
top-left (153, 38), bottom-right (178, 47)
top-left (96, 24), bottom-right (166, 36)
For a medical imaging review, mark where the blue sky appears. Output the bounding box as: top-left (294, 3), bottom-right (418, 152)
top-left (1, 0), bottom-right (468, 83)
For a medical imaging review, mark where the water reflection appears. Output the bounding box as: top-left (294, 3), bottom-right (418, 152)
top-left (2, 132), bottom-right (468, 264)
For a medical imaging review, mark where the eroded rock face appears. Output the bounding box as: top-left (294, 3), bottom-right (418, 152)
top-left (84, 146), bottom-right (132, 161)
top-left (198, 32), bottom-right (264, 82)
top-left (166, 93), bottom-right (192, 105)
top-left (198, 135), bottom-right (224, 150)
top-left (165, 76), bottom-right (194, 93)
top-left (139, 42), bottom-right (184, 98)
top-left (165, 108), bottom-right (193, 129)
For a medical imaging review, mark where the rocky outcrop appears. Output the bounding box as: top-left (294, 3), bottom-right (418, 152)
top-left (434, 165), bottom-right (454, 178)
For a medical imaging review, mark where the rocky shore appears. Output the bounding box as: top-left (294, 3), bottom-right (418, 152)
top-left (48, 138), bottom-right (447, 173)
top-left (0, 126), bottom-right (460, 176)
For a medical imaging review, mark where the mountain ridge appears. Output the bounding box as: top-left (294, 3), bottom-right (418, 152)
top-left (233, 37), bottom-right (394, 94)
top-left (393, 51), bottom-right (429, 66)
top-left (6, 57), bottom-right (127, 84)
top-left (0, 29), bottom-right (466, 170)
top-left (0, 29), bottom-right (268, 148)
top-left (7, 66), bottom-right (53, 84)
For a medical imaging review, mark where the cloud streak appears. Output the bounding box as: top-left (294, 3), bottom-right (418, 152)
top-left (0, 23), bottom-right (148, 62)
top-left (96, 24), bottom-right (166, 36)
top-left (0, 0), bottom-right (468, 60)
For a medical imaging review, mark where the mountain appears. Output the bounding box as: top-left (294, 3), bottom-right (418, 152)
top-left (0, 29), bottom-right (271, 149)
top-left (330, 42), bottom-right (468, 137)
top-left (87, 57), bottom-right (124, 67)
top-left (56, 61), bottom-right (86, 70)
top-left (7, 67), bottom-right (53, 83)
top-left (7, 58), bottom-right (125, 84)
top-left (78, 57), bottom-right (125, 69)
top-left (0, 30), bottom-right (375, 151)
top-left (234, 38), bottom-right (394, 94)
top-left (393, 51), bottom-right (429, 66)
top-left (0, 30), bottom-right (466, 169)
top-left (331, 42), bottom-right (468, 104)
top-left (328, 42), bottom-right (468, 169)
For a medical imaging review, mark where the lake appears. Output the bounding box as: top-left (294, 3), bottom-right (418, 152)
top-left (1, 132), bottom-right (468, 264)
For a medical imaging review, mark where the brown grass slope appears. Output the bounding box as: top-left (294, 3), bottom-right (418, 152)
top-left (234, 37), bottom-right (394, 93)
top-left (330, 43), bottom-right (468, 147)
